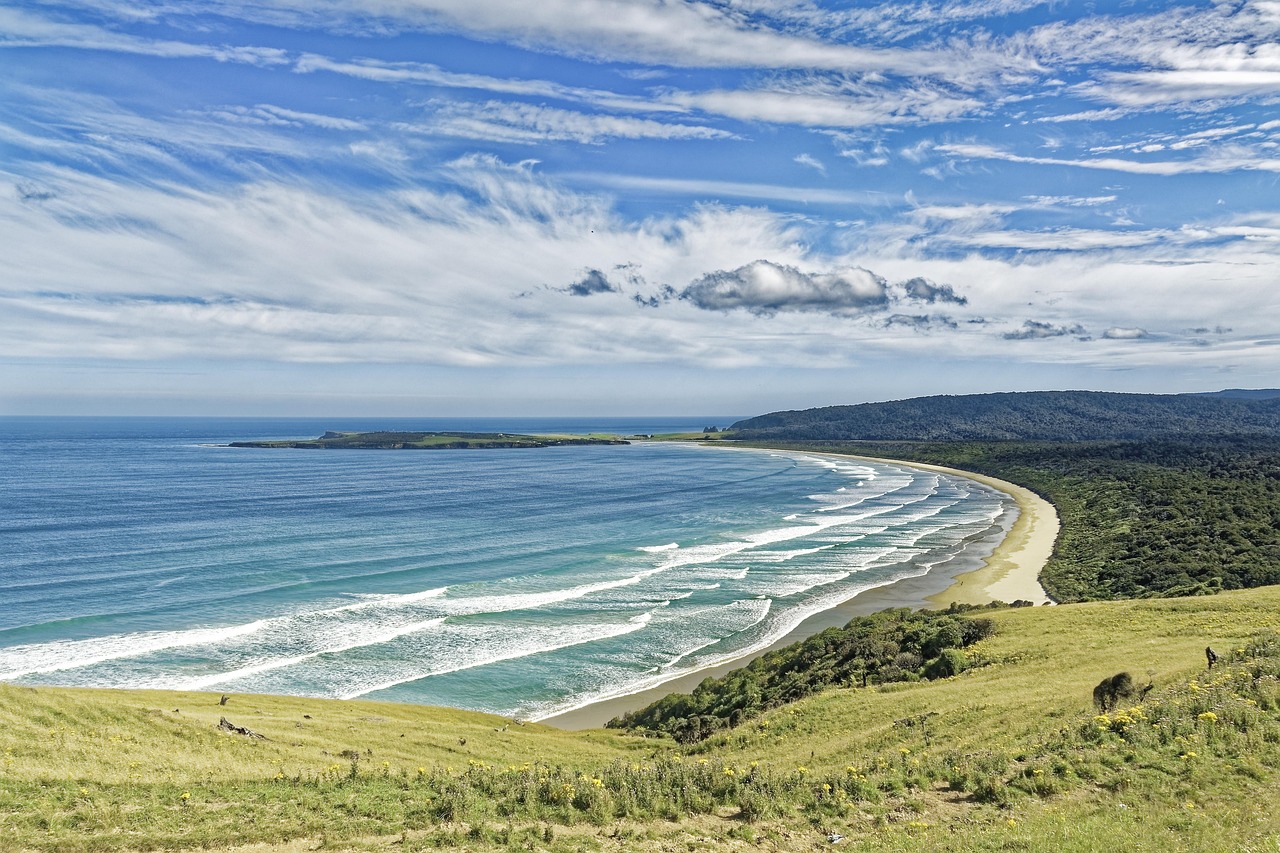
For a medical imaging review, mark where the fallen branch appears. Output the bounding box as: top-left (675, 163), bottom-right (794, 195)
top-left (218, 716), bottom-right (268, 740)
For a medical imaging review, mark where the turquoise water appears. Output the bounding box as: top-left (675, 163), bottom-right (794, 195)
top-left (0, 417), bottom-right (1012, 719)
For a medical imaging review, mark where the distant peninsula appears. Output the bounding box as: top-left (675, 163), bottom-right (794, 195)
top-left (227, 431), bottom-right (631, 450)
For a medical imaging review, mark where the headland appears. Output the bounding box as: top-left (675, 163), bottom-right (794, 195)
top-left (227, 430), bottom-right (630, 449)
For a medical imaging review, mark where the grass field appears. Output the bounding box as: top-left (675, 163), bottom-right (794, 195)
top-left (5, 586), bottom-right (1280, 851)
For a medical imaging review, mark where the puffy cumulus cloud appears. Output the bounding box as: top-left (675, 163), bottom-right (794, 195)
top-left (1103, 326), bottom-right (1149, 340)
top-left (884, 313), bottom-right (959, 331)
top-left (680, 260), bottom-right (889, 316)
top-left (897, 276), bottom-right (967, 305)
top-left (1003, 320), bottom-right (1089, 340)
top-left (565, 268), bottom-right (619, 296)
top-left (632, 284), bottom-right (676, 308)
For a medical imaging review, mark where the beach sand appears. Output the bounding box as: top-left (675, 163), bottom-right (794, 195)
top-left (541, 449), bottom-right (1058, 730)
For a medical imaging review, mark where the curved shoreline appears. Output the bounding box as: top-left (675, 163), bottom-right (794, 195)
top-left (541, 447), bottom-right (1059, 730)
top-left (808, 452), bottom-right (1057, 608)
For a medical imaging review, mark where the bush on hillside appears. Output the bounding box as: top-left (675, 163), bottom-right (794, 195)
top-left (607, 605), bottom-right (999, 742)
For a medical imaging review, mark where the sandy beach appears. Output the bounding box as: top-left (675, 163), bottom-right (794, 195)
top-left (541, 448), bottom-right (1059, 730)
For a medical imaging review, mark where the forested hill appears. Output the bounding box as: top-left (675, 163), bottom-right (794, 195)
top-left (731, 391), bottom-right (1280, 442)
top-left (1198, 388), bottom-right (1280, 400)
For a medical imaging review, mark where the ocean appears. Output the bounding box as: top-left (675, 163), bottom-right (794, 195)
top-left (0, 416), bottom-right (1013, 720)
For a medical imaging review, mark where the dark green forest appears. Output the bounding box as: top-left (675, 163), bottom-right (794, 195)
top-left (732, 391), bottom-right (1280, 442)
top-left (607, 605), bottom-right (1004, 742)
top-left (744, 438), bottom-right (1280, 602)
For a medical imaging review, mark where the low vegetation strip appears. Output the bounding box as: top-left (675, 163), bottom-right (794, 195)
top-left (227, 431), bottom-right (630, 449)
top-left (741, 438), bottom-right (1280, 602)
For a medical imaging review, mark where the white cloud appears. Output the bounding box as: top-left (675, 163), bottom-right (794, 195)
top-left (238, 0), bottom-right (1018, 78)
top-left (1024, 194), bottom-right (1117, 207)
top-left (563, 171), bottom-right (894, 206)
top-left (671, 82), bottom-right (986, 128)
top-left (1078, 70), bottom-right (1280, 107)
top-left (1019, 1), bottom-right (1280, 109)
top-left (0, 7), bottom-right (287, 65)
top-left (405, 100), bottom-right (734, 145)
top-left (1003, 320), bottom-right (1088, 340)
top-left (292, 53), bottom-right (675, 115)
top-left (1104, 327), bottom-right (1149, 340)
top-left (793, 153), bottom-right (826, 174)
top-left (681, 260), bottom-right (889, 315)
top-left (938, 141), bottom-right (1280, 175)
top-left (211, 104), bottom-right (367, 131)
top-left (0, 85), bottom-right (372, 187)
top-left (1033, 107), bottom-right (1131, 123)
top-left (953, 227), bottom-right (1176, 252)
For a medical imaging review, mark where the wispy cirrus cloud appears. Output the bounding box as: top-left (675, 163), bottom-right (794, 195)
top-left (1081, 69), bottom-right (1280, 107)
top-left (268, 0), bottom-right (1023, 77)
top-left (563, 171), bottom-right (894, 206)
top-left (0, 6), bottom-right (287, 65)
top-left (670, 80), bottom-right (987, 128)
top-left (404, 100), bottom-right (735, 145)
top-left (208, 104), bottom-right (367, 131)
top-left (1018, 0), bottom-right (1280, 109)
top-left (292, 53), bottom-right (677, 115)
top-left (1023, 194), bottom-right (1117, 207)
top-left (793, 153), bottom-right (826, 174)
top-left (1, 85), bottom-right (371, 187)
top-left (937, 141), bottom-right (1280, 175)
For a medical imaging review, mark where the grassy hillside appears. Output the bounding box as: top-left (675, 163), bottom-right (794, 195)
top-left (6, 588), bottom-right (1280, 851)
top-left (731, 391), bottom-right (1280, 441)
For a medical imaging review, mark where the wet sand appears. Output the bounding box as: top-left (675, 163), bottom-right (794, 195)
top-left (541, 448), bottom-right (1058, 730)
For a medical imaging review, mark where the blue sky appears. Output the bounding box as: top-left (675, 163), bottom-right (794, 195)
top-left (3, 0), bottom-right (1279, 416)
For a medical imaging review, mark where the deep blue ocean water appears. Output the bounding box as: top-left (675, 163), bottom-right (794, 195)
top-left (0, 417), bottom-right (1013, 719)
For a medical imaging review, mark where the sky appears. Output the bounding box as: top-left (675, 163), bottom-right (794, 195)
top-left (3, 0), bottom-right (1279, 417)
